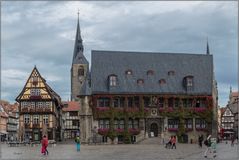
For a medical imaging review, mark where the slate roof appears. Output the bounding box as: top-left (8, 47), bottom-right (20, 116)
top-left (90, 50), bottom-right (213, 95)
top-left (72, 17), bottom-right (88, 65)
top-left (79, 78), bottom-right (91, 96)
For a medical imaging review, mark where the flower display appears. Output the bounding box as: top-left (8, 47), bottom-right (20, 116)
top-left (115, 128), bottom-right (124, 133)
top-left (168, 128), bottom-right (178, 132)
top-left (98, 128), bottom-right (109, 135)
top-left (128, 128), bottom-right (140, 135)
top-left (192, 107), bottom-right (207, 112)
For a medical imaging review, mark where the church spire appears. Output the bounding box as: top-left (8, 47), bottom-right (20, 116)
top-left (206, 38), bottom-right (210, 55)
top-left (72, 10), bottom-right (88, 65)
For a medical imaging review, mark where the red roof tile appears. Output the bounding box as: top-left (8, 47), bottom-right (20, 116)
top-left (0, 112), bottom-right (9, 118)
top-left (62, 101), bottom-right (80, 111)
top-left (231, 92), bottom-right (238, 97)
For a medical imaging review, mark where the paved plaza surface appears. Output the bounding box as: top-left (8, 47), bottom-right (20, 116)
top-left (0, 141), bottom-right (238, 160)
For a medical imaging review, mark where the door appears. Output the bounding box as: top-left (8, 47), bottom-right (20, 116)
top-left (150, 123), bottom-right (158, 137)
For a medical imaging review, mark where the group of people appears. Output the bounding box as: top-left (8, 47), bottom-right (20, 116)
top-left (40, 134), bottom-right (81, 156)
top-left (165, 136), bottom-right (176, 149)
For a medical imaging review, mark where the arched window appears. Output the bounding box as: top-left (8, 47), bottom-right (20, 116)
top-left (78, 66), bottom-right (84, 76)
top-left (137, 79), bottom-right (144, 85)
top-left (109, 75), bottom-right (117, 86)
top-left (125, 70), bottom-right (133, 75)
top-left (147, 70), bottom-right (154, 76)
top-left (168, 70), bottom-right (175, 76)
top-left (159, 79), bottom-right (166, 85)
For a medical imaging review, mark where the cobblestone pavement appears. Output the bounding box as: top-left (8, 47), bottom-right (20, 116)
top-left (0, 142), bottom-right (238, 160)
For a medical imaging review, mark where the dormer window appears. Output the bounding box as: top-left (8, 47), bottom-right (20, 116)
top-left (109, 75), bottom-right (117, 86)
top-left (137, 79), bottom-right (144, 85)
top-left (147, 70), bottom-right (154, 76)
top-left (159, 79), bottom-right (166, 85)
top-left (187, 78), bottom-right (193, 87)
top-left (168, 70), bottom-right (175, 76)
top-left (183, 76), bottom-right (194, 91)
top-left (125, 70), bottom-right (133, 75)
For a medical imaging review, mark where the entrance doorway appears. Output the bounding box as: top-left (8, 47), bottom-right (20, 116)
top-left (150, 123), bottom-right (158, 137)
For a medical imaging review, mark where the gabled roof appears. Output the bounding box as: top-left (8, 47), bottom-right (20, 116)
top-left (62, 101), bottom-right (80, 112)
top-left (16, 66), bottom-right (61, 102)
top-left (222, 106), bottom-right (234, 117)
top-left (231, 92), bottom-right (238, 97)
top-left (91, 50), bottom-right (213, 95)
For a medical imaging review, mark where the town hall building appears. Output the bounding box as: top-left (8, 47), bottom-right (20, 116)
top-left (71, 16), bottom-right (218, 144)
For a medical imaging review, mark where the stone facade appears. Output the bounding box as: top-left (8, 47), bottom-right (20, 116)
top-left (70, 16), bottom-right (217, 144)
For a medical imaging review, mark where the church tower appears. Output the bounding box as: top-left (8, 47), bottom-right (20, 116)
top-left (71, 12), bottom-right (89, 101)
top-left (71, 12), bottom-right (93, 143)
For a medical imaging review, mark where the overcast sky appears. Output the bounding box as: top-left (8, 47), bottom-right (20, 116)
top-left (1, 1), bottom-right (238, 107)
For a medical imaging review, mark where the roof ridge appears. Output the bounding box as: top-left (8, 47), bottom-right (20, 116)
top-left (91, 50), bottom-right (212, 56)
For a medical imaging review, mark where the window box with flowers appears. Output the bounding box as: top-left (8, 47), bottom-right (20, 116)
top-left (128, 128), bottom-right (140, 135)
top-left (30, 95), bottom-right (42, 99)
top-left (195, 128), bottom-right (208, 132)
top-left (166, 107), bottom-right (174, 113)
top-left (159, 108), bottom-right (165, 112)
top-left (98, 128), bottom-right (110, 135)
top-left (193, 107), bottom-right (207, 112)
top-left (168, 128), bottom-right (178, 132)
top-left (115, 128), bottom-right (124, 134)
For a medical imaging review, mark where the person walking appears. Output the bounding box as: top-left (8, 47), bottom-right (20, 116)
top-left (41, 135), bottom-right (49, 155)
top-left (165, 136), bottom-right (172, 149)
top-left (171, 136), bottom-right (176, 149)
top-left (231, 135), bottom-right (235, 147)
top-left (75, 135), bottom-right (81, 152)
top-left (204, 134), bottom-right (216, 158)
top-left (199, 134), bottom-right (203, 148)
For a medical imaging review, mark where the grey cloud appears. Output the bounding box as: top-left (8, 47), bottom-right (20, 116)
top-left (1, 1), bottom-right (237, 107)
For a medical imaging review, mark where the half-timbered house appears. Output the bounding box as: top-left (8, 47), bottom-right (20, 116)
top-left (16, 67), bottom-right (63, 142)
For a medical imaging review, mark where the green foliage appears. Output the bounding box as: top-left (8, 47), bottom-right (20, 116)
top-left (123, 131), bottom-right (131, 144)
